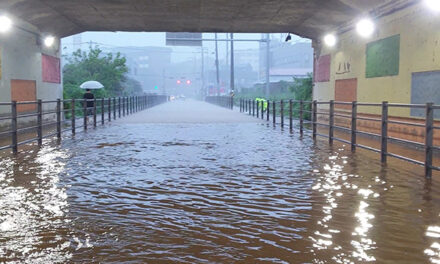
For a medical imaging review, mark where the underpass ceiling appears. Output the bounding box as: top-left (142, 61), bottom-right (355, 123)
top-left (0, 0), bottom-right (400, 39)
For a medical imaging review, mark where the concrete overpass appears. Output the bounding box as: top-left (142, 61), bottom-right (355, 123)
top-left (1, 0), bottom-right (405, 39)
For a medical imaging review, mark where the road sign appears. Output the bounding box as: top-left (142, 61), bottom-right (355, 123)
top-left (166, 32), bottom-right (202, 46)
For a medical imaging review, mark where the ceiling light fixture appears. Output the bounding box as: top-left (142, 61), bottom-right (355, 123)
top-left (356, 18), bottom-right (375, 38)
top-left (324, 34), bottom-right (337, 47)
top-left (425, 0), bottom-right (440, 11)
top-left (44, 35), bottom-right (55, 47)
top-left (0, 16), bottom-right (12, 33)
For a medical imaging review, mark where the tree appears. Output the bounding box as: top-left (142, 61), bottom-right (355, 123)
top-left (289, 73), bottom-right (313, 119)
top-left (289, 73), bottom-right (313, 102)
top-left (63, 46), bottom-right (130, 99)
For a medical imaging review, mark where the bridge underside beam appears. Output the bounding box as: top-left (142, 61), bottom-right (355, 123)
top-left (0, 0), bottom-right (399, 39)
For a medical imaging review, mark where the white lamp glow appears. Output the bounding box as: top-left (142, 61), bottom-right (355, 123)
top-left (356, 18), bottom-right (375, 38)
top-left (324, 34), bottom-right (337, 47)
top-left (44, 36), bottom-right (55, 47)
top-left (0, 16), bottom-right (12, 33)
top-left (426, 0), bottom-right (440, 11)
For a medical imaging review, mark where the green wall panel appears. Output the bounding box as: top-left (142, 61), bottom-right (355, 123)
top-left (366, 34), bottom-right (400, 78)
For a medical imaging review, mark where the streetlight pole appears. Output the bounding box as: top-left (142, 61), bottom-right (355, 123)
top-left (265, 33), bottom-right (270, 97)
top-left (201, 46), bottom-right (206, 98)
top-left (230, 33), bottom-right (235, 94)
top-left (215, 33), bottom-right (220, 96)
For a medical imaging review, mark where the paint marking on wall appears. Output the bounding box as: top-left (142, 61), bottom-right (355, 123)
top-left (315, 55), bottom-right (331, 82)
top-left (42, 54), bottom-right (61, 83)
top-left (366, 34), bottom-right (400, 78)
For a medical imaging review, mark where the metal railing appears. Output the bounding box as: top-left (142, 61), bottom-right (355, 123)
top-left (0, 95), bottom-right (168, 154)
top-left (238, 98), bottom-right (439, 178)
top-left (205, 96), bottom-right (234, 110)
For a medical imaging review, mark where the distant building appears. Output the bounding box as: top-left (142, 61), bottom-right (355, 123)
top-left (109, 46), bottom-right (172, 94)
top-left (269, 68), bottom-right (311, 82)
top-left (259, 39), bottom-right (313, 82)
top-left (235, 49), bottom-right (260, 72)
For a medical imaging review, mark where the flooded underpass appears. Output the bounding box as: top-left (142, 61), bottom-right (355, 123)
top-left (1, 100), bottom-right (440, 263)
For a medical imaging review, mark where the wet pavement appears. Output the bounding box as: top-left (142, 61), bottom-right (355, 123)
top-left (1, 100), bottom-right (440, 263)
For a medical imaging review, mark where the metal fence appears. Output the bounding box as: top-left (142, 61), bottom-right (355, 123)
top-left (205, 96), bottom-right (234, 110)
top-left (0, 95), bottom-right (168, 155)
top-left (237, 98), bottom-right (439, 178)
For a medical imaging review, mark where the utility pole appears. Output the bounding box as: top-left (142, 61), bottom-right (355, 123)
top-left (201, 46), bottom-right (205, 98)
top-left (265, 33), bottom-right (270, 97)
top-left (215, 33), bottom-right (220, 96)
top-left (230, 33), bottom-right (235, 94)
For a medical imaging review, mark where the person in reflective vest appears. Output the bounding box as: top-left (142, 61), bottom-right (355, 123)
top-left (255, 98), bottom-right (268, 112)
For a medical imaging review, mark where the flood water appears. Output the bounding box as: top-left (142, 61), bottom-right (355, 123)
top-left (1, 110), bottom-right (440, 263)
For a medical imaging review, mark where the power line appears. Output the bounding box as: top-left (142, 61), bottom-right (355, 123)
top-left (62, 41), bottom-right (206, 54)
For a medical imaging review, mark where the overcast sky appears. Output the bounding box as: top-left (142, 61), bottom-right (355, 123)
top-left (62, 32), bottom-right (310, 63)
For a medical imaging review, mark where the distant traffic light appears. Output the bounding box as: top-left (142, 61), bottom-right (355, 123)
top-left (186, 80), bottom-right (191, 85)
top-left (177, 80), bottom-right (181, 85)
top-left (154, 85), bottom-right (158, 90)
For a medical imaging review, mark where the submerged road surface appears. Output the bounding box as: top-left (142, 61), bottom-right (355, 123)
top-left (1, 100), bottom-right (440, 263)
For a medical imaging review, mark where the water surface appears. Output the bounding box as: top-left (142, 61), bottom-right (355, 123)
top-left (1, 120), bottom-right (440, 263)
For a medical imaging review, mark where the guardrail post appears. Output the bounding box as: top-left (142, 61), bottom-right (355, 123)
top-left (249, 100), bottom-right (251, 115)
top-left (289, 100), bottom-right (293, 131)
top-left (113, 98), bottom-right (116, 119)
top-left (272, 101), bottom-right (276, 125)
top-left (37, 100), bottom-right (43, 146)
top-left (351, 101), bottom-right (357, 151)
top-left (256, 100), bottom-right (260, 118)
top-left (381, 101), bottom-right (388, 163)
top-left (267, 101), bottom-right (270, 121)
top-left (252, 100), bottom-right (255, 116)
top-left (261, 100), bottom-right (264, 120)
top-left (93, 98), bottom-right (97, 127)
top-left (56, 99), bottom-right (61, 140)
top-left (299, 100), bottom-right (304, 135)
top-left (83, 99), bottom-right (87, 130)
top-left (425, 102), bottom-right (434, 178)
top-left (280, 100), bottom-right (284, 128)
top-left (123, 97), bottom-right (126, 116)
top-left (245, 99), bottom-right (248, 113)
top-left (11, 101), bottom-right (18, 154)
top-left (312, 100), bottom-right (317, 139)
top-left (108, 98), bottom-right (111, 121)
top-left (71, 99), bottom-right (75, 134)
top-left (101, 98), bottom-right (105, 125)
top-left (329, 100), bottom-right (334, 144)
top-left (119, 97), bottom-right (121, 118)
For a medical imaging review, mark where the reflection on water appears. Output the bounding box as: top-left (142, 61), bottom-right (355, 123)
top-left (0, 122), bottom-right (440, 263)
top-left (0, 147), bottom-right (71, 263)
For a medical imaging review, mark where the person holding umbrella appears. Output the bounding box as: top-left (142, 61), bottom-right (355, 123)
top-left (83, 88), bottom-right (95, 120)
top-left (80, 81), bottom-right (104, 122)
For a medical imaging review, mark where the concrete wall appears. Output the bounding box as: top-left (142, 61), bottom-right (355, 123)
top-left (0, 16), bottom-right (62, 116)
top-left (313, 2), bottom-right (440, 118)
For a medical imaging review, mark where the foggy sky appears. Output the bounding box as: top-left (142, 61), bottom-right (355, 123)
top-left (61, 32), bottom-right (310, 63)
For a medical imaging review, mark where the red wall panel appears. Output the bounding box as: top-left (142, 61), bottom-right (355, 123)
top-left (42, 54), bottom-right (61, 83)
top-left (11, 80), bottom-right (37, 112)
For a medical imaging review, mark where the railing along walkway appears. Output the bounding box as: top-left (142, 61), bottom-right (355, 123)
top-left (207, 96), bottom-right (439, 178)
top-left (0, 95), bottom-right (168, 155)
